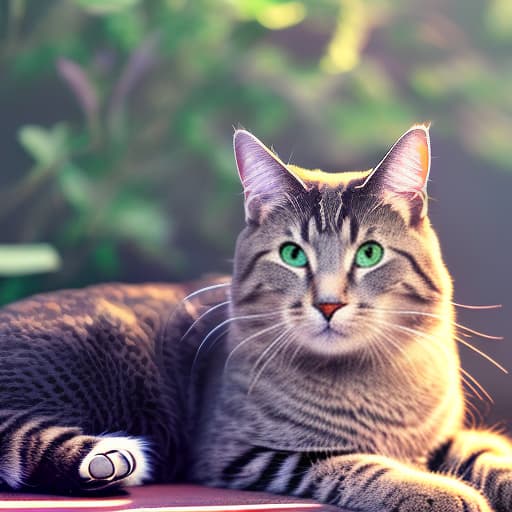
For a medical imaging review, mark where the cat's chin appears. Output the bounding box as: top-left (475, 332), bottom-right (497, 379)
top-left (299, 326), bottom-right (364, 358)
top-left (318, 325), bottom-right (347, 339)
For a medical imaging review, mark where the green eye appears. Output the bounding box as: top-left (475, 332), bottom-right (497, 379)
top-left (280, 242), bottom-right (308, 268)
top-left (355, 241), bottom-right (384, 268)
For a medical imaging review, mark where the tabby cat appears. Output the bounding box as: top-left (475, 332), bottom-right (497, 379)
top-left (0, 125), bottom-right (510, 511)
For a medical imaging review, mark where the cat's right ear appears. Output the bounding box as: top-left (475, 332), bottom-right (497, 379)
top-left (233, 130), bottom-right (307, 223)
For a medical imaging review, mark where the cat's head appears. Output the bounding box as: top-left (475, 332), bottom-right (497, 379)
top-left (230, 125), bottom-right (453, 361)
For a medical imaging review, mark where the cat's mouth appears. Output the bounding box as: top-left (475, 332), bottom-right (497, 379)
top-left (299, 321), bottom-right (363, 358)
top-left (317, 324), bottom-right (347, 339)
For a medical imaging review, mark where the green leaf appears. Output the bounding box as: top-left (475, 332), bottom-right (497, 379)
top-left (0, 244), bottom-right (61, 276)
top-left (93, 242), bottom-right (120, 275)
top-left (108, 198), bottom-right (170, 248)
top-left (18, 124), bottom-right (69, 167)
top-left (103, 10), bottom-right (145, 50)
top-left (57, 162), bottom-right (93, 211)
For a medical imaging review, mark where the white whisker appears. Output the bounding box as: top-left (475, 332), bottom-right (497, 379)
top-left (369, 317), bottom-right (454, 362)
top-left (180, 300), bottom-right (231, 343)
top-left (454, 334), bottom-right (508, 374)
top-left (372, 317), bottom-right (508, 375)
top-left (460, 367), bottom-right (493, 404)
top-left (365, 306), bottom-right (503, 341)
top-left (377, 326), bottom-right (414, 368)
top-left (251, 327), bottom-right (293, 378)
top-left (160, 282), bottom-right (231, 343)
top-left (248, 327), bottom-right (295, 395)
top-left (451, 302), bottom-right (501, 310)
top-left (223, 321), bottom-right (289, 374)
top-left (182, 282), bottom-right (231, 302)
top-left (365, 323), bottom-right (416, 385)
top-left (191, 311), bottom-right (281, 376)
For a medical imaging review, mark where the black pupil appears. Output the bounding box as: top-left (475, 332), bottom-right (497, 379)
top-left (364, 246), bottom-right (373, 259)
top-left (291, 246), bottom-right (300, 259)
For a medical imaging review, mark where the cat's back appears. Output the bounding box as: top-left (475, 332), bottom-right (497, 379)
top-left (0, 281), bottom-right (191, 338)
top-left (0, 283), bottom-right (186, 386)
top-left (0, 279), bottom-right (228, 351)
top-left (0, 282), bottom-right (189, 415)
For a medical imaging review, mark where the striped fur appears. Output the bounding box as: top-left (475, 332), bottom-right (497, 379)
top-left (0, 280), bottom-right (228, 492)
top-left (0, 127), bottom-right (509, 510)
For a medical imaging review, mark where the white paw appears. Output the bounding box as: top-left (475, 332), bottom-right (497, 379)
top-left (79, 435), bottom-right (151, 487)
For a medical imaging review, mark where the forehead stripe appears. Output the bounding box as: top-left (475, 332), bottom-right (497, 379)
top-left (300, 218), bottom-right (310, 242)
top-left (349, 216), bottom-right (359, 244)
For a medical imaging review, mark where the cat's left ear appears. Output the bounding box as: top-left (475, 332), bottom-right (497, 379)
top-left (362, 124), bottom-right (431, 221)
top-left (234, 129), bottom-right (307, 223)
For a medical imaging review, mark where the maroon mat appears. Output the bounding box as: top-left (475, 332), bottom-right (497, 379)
top-left (0, 485), bottom-right (341, 511)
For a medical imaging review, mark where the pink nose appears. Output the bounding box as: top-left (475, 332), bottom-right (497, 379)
top-left (315, 302), bottom-right (346, 321)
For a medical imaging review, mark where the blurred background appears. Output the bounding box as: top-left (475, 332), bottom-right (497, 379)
top-left (0, 0), bottom-right (510, 431)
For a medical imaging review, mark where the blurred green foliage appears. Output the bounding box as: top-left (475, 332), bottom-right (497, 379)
top-left (0, 0), bottom-right (511, 304)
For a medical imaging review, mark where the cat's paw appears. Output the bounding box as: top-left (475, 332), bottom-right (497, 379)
top-left (391, 491), bottom-right (491, 512)
top-left (78, 435), bottom-right (151, 488)
top-left (385, 478), bottom-right (492, 512)
top-left (483, 465), bottom-right (512, 512)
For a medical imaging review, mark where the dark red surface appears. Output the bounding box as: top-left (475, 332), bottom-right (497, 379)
top-left (0, 485), bottom-right (342, 511)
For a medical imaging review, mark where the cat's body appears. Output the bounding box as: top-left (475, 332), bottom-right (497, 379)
top-left (0, 126), bottom-right (510, 511)
top-left (0, 279), bottom-right (233, 486)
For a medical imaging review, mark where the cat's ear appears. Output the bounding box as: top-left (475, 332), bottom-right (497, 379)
top-left (361, 124), bottom-right (431, 220)
top-left (234, 129), bottom-right (307, 223)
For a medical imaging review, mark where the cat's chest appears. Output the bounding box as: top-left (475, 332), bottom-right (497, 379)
top-left (218, 366), bottom-right (462, 461)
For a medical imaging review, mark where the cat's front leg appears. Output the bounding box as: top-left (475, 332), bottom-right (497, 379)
top-left (220, 447), bottom-right (491, 511)
top-left (305, 453), bottom-right (491, 511)
top-left (0, 411), bottom-right (152, 493)
top-left (430, 430), bottom-right (512, 512)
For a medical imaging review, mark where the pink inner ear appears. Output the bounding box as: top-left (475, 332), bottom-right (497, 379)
top-left (234, 130), bottom-right (283, 202)
top-left (380, 127), bottom-right (430, 194)
top-left (233, 130), bottom-right (306, 221)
